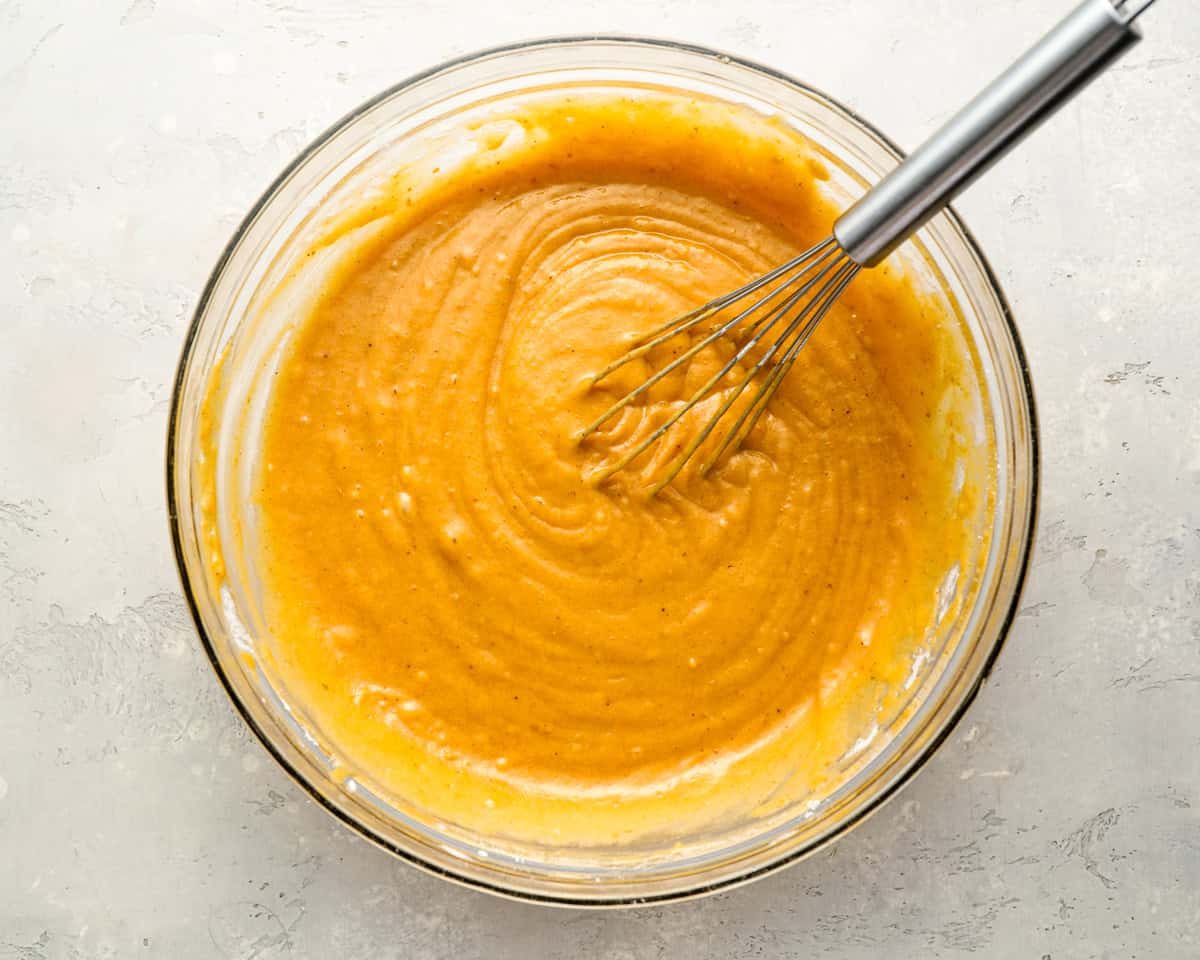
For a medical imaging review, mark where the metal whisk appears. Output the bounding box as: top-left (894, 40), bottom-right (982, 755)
top-left (580, 0), bottom-right (1158, 492)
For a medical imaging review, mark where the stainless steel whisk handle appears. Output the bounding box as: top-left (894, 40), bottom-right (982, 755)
top-left (833, 0), bottom-right (1157, 268)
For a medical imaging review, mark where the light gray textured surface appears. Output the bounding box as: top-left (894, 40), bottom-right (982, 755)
top-left (2, 0), bottom-right (1198, 956)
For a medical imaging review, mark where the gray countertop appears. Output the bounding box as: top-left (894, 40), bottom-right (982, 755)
top-left (2, 1), bottom-right (1198, 956)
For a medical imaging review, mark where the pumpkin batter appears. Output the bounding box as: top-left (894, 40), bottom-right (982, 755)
top-left (247, 90), bottom-right (988, 845)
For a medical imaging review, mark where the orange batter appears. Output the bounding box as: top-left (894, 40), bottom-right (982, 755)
top-left (247, 90), bottom-right (986, 844)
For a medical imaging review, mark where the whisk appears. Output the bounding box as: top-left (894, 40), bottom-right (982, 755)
top-left (580, 0), bottom-right (1158, 492)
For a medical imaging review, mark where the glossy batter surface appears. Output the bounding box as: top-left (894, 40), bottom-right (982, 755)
top-left (252, 91), bottom-right (984, 842)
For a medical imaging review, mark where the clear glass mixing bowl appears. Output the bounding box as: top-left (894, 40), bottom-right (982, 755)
top-left (167, 38), bottom-right (1038, 906)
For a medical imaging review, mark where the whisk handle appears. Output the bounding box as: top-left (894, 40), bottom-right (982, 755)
top-left (833, 0), bottom-right (1154, 268)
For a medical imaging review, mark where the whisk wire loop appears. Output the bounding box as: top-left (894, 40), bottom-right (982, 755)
top-left (697, 261), bottom-right (860, 479)
top-left (578, 238), bottom-right (840, 444)
top-left (587, 236), bottom-right (839, 391)
top-left (580, 238), bottom-right (860, 489)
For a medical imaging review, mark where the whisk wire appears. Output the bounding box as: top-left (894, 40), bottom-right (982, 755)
top-left (587, 247), bottom-right (852, 484)
top-left (698, 261), bottom-right (860, 477)
top-left (578, 238), bottom-right (840, 443)
top-left (613, 235), bottom-right (837, 357)
top-left (646, 255), bottom-right (858, 491)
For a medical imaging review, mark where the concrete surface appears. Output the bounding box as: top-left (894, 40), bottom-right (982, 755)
top-left (2, 0), bottom-right (1198, 956)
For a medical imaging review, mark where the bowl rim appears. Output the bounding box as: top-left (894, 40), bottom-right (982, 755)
top-left (166, 33), bottom-right (1040, 907)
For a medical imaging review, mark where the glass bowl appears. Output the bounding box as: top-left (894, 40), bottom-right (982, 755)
top-left (167, 37), bottom-right (1038, 906)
